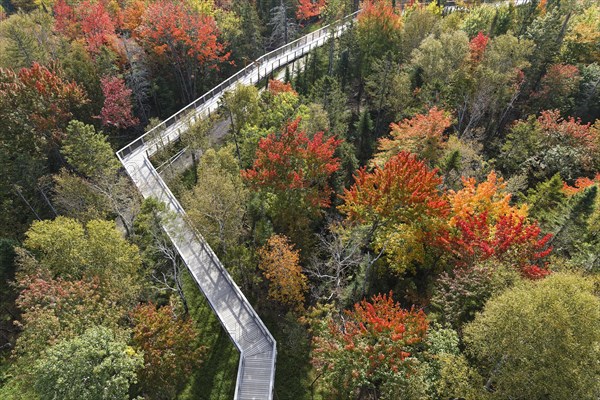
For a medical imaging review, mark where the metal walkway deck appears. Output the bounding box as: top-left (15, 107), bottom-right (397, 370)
top-left (117, 11), bottom-right (360, 400)
top-left (116, 1), bottom-right (529, 397)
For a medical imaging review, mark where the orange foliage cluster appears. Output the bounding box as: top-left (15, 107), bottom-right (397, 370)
top-left (538, 110), bottom-right (597, 153)
top-left (131, 303), bottom-right (203, 395)
top-left (0, 63), bottom-right (87, 140)
top-left (313, 292), bottom-right (427, 384)
top-left (137, 1), bottom-right (230, 68)
top-left (374, 107), bottom-right (453, 165)
top-left (448, 171), bottom-right (527, 226)
top-left (243, 118), bottom-right (342, 210)
top-left (268, 79), bottom-right (297, 96)
top-left (258, 234), bottom-right (308, 310)
top-left (359, 0), bottom-right (402, 30)
top-left (340, 153), bottom-right (552, 279)
top-left (296, 0), bottom-right (327, 20)
top-left (340, 151), bottom-right (448, 223)
top-left (54, 0), bottom-right (117, 53)
top-left (562, 174), bottom-right (600, 195)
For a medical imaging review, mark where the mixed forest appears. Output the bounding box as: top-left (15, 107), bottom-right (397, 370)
top-left (0, 0), bottom-right (599, 398)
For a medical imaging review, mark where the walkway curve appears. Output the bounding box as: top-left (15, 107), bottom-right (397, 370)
top-left (116, 2), bottom-right (532, 398)
top-left (117, 11), bottom-right (362, 400)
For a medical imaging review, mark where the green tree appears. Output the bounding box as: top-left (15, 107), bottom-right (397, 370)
top-left (221, 85), bottom-right (261, 165)
top-left (55, 121), bottom-right (139, 234)
top-left (464, 273), bottom-right (600, 399)
top-left (183, 146), bottom-right (249, 259)
top-left (32, 326), bottom-right (143, 400)
top-left (21, 217), bottom-right (142, 306)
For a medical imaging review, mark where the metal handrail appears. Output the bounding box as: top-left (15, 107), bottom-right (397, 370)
top-left (116, 10), bottom-right (360, 160)
top-left (141, 157), bottom-right (277, 398)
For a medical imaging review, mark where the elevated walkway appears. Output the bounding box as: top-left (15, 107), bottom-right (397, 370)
top-left (117, 11), bottom-right (360, 400)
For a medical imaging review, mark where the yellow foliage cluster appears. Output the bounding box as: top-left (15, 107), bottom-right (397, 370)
top-left (258, 234), bottom-right (308, 311)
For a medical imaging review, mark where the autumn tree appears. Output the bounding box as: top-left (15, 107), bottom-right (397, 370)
top-left (373, 107), bottom-right (453, 166)
top-left (356, 0), bottom-right (402, 76)
top-left (53, 0), bottom-right (117, 54)
top-left (296, 0), bottom-right (326, 20)
top-left (136, 1), bottom-right (230, 102)
top-left (312, 292), bottom-right (428, 398)
top-left (0, 63), bottom-right (88, 236)
top-left (501, 110), bottom-right (598, 182)
top-left (464, 273), bottom-right (600, 399)
top-left (441, 172), bottom-right (552, 278)
top-left (20, 217), bottom-right (142, 306)
top-left (258, 234), bottom-right (308, 310)
top-left (243, 118), bottom-right (341, 239)
top-left (530, 63), bottom-right (581, 113)
top-left (32, 326), bottom-right (143, 400)
top-left (339, 151), bottom-right (448, 274)
top-left (99, 75), bottom-right (139, 129)
top-left (13, 276), bottom-right (122, 364)
top-left (131, 303), bottom-right (204, 399)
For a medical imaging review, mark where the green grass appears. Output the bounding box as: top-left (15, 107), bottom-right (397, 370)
top-left (179, 271), bottom-right (239, 400)
top-left (178, 268), bottom-right (321, 400)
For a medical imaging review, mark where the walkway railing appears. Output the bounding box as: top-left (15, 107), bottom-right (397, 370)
top-left (116, 10), bottom-right (360, 161)
top-left (117, 1), bottom-right (533, 398)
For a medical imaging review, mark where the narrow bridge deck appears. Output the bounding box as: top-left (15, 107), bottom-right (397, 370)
top-left (117, 12), bottom-right (360, 400)
top-left (116, 2), bottom-right (530, 398)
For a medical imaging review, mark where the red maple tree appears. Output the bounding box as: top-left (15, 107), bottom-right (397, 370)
top-left (242, 118), bottom-right (342, 211)
top-left (9, 63), bottom-right (88, 142)
top-left (296, 0), bottom-right (326, 20)
top-left (438, 212), bottom-right (552, 279)
top-left (469, 31), bottom-right (489, 64)
top-left (268, 79), bottom-right (297, 96)
top-left (99, 76), bottom-right (139, 129)
top-left (312, 292), bottom-right (428, 393)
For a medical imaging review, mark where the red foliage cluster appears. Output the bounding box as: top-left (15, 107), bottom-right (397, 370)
top-left (243, 118), bottom-right (342, 209)
top-left (469, 31), bottom-right (489, 64)
top-left (438, 212), bottom-right (552, 278)
top-left (5, 63), bottom-right (87, 139)
top-left (359, 0), bottom-right (402, 26)
top-left (314, 292), bottom-right (428, 380)
top-left (532, 64), bottom-right (581, 107)
top-left (296, 0), bottom-right (327, 20)
top-left (99, 76), bottom-right (139, 129)
top-left (137, 1), bottom-right (230, 68)
top-left (268, 79), bottom-right (297, 96)
top-left (538, 109), bottom-right (596, 153)
top-left (54, 0), bottom-right (116, 53)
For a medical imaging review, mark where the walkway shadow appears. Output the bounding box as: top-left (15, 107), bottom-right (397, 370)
top-left (179, 271), bottom-right (239, 400)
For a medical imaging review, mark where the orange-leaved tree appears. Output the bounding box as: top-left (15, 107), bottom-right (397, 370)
top-left (312, 292), bottom-right (428, 397)
top-left (373, 107), bottom-right (453, 166)
top-left (258, 234), bottom-right (308, 311)
top-left (136, 1), bottom-right (230, 102)
top-left (243, 118), bottom-right (341, 239)
top-left (296, 0), bottom-right (327, 20)
top-left (340, 151), bottom-right (448, 274)
top-left (440, 171), bottom-right (552, 279)
top-left (131, 303), bottom-right (204, 399)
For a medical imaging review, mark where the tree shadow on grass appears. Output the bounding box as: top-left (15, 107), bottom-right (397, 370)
top-left (178, 271), bottom-right (239, 400)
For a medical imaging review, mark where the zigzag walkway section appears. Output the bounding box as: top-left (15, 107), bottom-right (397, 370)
top-left (117, 1), bottom-right (531, 397)
top-left (117, 11), bottom-right (360, 400)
